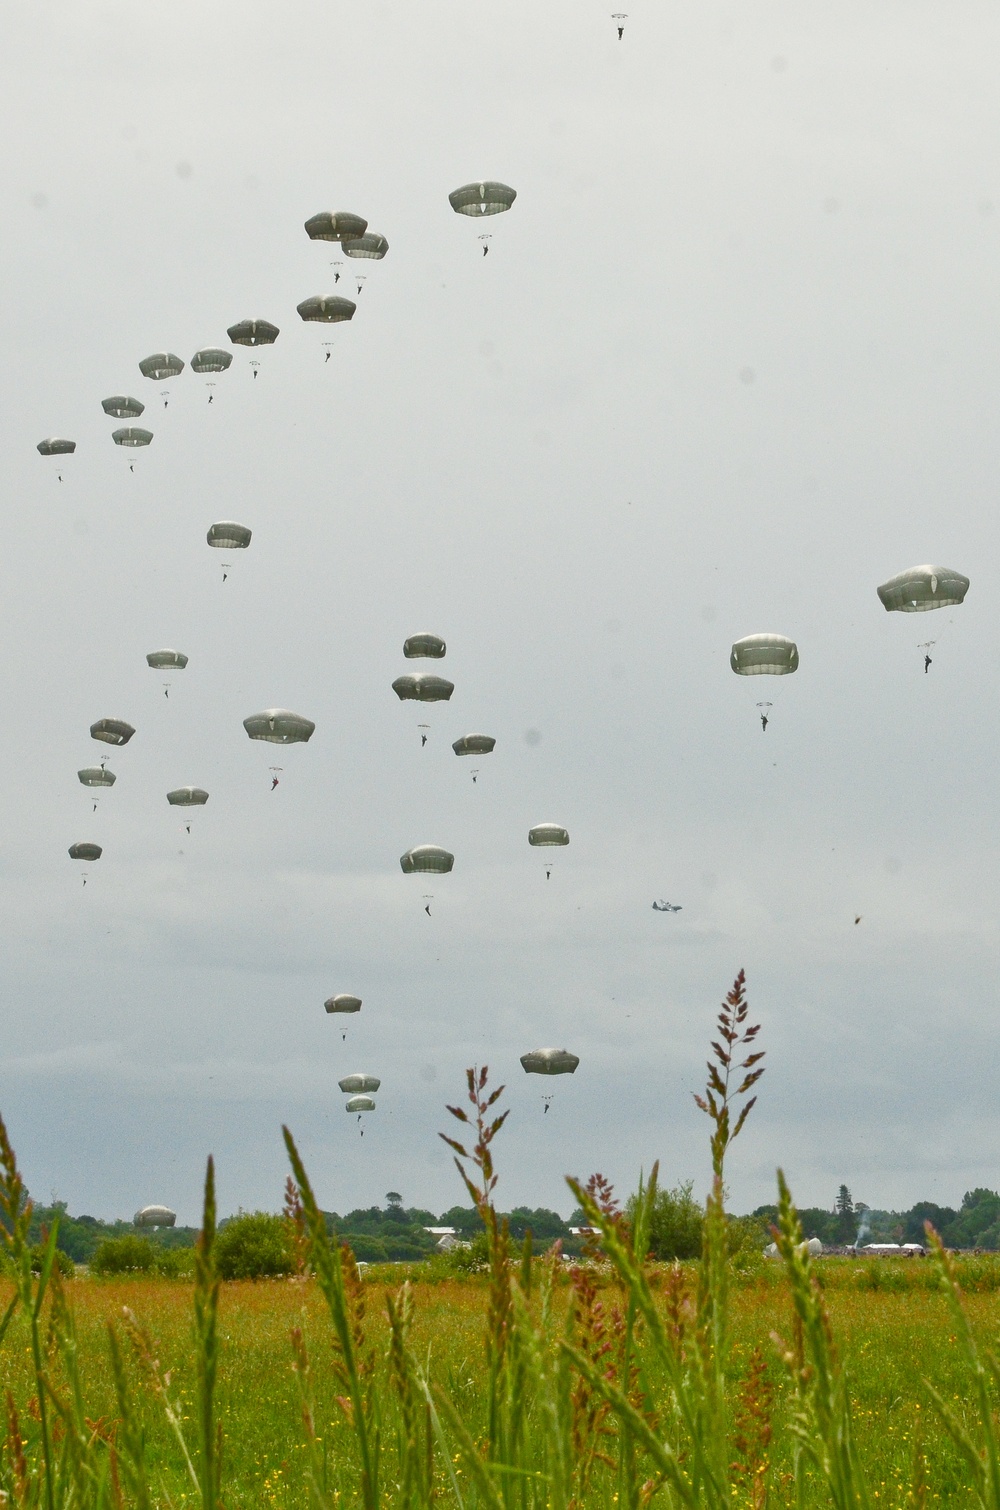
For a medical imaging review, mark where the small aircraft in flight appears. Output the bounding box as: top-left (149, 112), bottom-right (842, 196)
top-left (652, 900), bottom-right (682, 912)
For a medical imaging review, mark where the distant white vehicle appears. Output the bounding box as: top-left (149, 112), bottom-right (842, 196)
top-left (863, 1242), bottom-right (925, 1253)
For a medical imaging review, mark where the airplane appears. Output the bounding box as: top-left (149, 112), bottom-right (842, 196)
top-left (652, 900), bottom-right (682, 912)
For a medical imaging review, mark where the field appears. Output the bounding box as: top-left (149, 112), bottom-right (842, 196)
top-left (3, 997), bottom-right (999, 1508)
top-left (0, 1261), bottom-right (995, 1506)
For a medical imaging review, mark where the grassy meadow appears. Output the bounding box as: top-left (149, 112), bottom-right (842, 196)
top-left (4, 977), bottom-right (1000, 1508)
top-left (0, 1264), bottom-right (993, 1506)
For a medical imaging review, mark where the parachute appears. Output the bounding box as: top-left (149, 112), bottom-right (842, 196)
top-left (326, 993), bottom-right (361, 1041)
top-left (227, 320), bottom-right (279, 347)
top-left (134, 1206), bottom-right (176, 1228)
top-left (146, 650), bottom-right (188, 671)
top-left (449, 182), bottom-right (517, 216)
top-left (325, 994), bottom-right (362, 1014)
top-left (243, 709), bottom-right (316, 744)
top-left (78, 767), bottom-right (115, 788)
top-left (167, 787), bottom-right (209, 807)
top-left (403, 633), bottom-right (446, 659)
top-left (138, 353), bottom-right (184, 380)
top-left (206, 521), bottom-right (252, 550)
top-left (190, 348), bottom-right (233, 373)
top-left (90, 719), bottom-right (135, 746)
top-left (520, 1048), bottom-right (580, 1075)
top-left (304, 211), bottom-right (368, 243)
top-left (876, 565), bottom-right (970, 612)
top-left (112, 427), bottom-right (153, 448)
top-left (528, 824), bottom-right (569, 847)
top-left (453, 734), bottom-right (496, 757)
top-left (342, 233), bottom-right (389, 260)
top-left (296, 295), bottom-right (357, 323)
top-left (345, 1095), bottom-right (376, 1112)
top-left (392, 674), bottom-right (454, 702)
top-left (529, 824), bottom-right (568, 879)
top-left (68, 842), bottom-right (102, 862)
top-left (400, 845), bottom-right (454, 874)
top-left (730, 634), bottom-right (799, 675)
top-left (338, 1074), bottom-right (381, 1094)
top-left (37, 437), bottom-right (76, 456)
top-left (102, 397), bottom-right (144, 418)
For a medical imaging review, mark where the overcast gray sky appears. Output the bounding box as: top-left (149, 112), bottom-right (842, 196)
top-left (1, 0), bottom-right (999, 1226)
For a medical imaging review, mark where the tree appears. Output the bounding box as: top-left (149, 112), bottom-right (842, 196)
top-left (385, 1192), bottom-right (403, 1210)
top-left (903, 1202), bottom-right (957, 1245)
top-left (834, 1185), bottom-right (858, 1244)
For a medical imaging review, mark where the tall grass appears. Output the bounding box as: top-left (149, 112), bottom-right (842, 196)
top-left (0, 971), bottom-right (993, 1506)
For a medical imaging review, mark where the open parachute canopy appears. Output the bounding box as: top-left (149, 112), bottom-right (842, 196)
top-left (453, 733), bottom-right (496, 757)
top-left (346, 1095), bottom-right (376, 1113)
top-left (112, 427), bottom-right (153, 448)
top-left (392, 674), bottom-right (454, 702)
top-left (37, 437), bottom-right (76, 456)
top-left (528, 824), bottom-right (570, 847)
top-left (138, 353), bottom-right (183, 380)
top-left (146, 649), bottom-right (188, 671)
top-left (191, 348), bottom-right (233, 373)
top-left (403, 633), bottom-right (446, 659)
top-left (243, 709), bottom-right (315, 744)
top-left (325, 994), bottom-right (362, 1014)
top-left (449, 181), bottom-right (517, 216)
top-left (520, 1048), bottom-right (580, 1076)
top-left (227, 319), bottom-right (279, 347)
top-left (339, 1073), bottom-right (381, 1095)
top-left (343, 233), bottom-right (389, 260)
top-left (167, 787), bottom-right (209, 807)
top-left (90, 719), bottom-right (135, 746)
top-left (78, 767), bottom-right (115, 788)
top-left (304, 210), bottom-right (368, 243)
top-left (877, 565), bottom-right (970, 612)
top-left (207, 521), bottom-right (252, 550)
top-left (730, 634), bottom-right (799, 675)
top-left (400, 845), bottom-right (454, 874)
top-left (102, 396), bottom-right (144, 418)
top-left (69, 842), bottom-right (102, 862)
top-left (296, 295), bottom-right (357, 323)
top-left (134, 1206), bottom-right (176, 1228)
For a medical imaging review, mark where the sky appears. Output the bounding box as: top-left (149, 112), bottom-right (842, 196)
top-left (1, 0), bottom-right (999, 1227)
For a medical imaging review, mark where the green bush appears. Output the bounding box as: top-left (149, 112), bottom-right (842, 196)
top-left (29, 1243), bottom-right (74, 1277)
top-left (215, 1211), bottom-right (293, 1280)
top-left (635, 1178), bottom-right (704, 1260)
top-left (154, 1245), bottom-right (196, 1278)
top-left (90, 1234), bottom-right (158, 1275)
